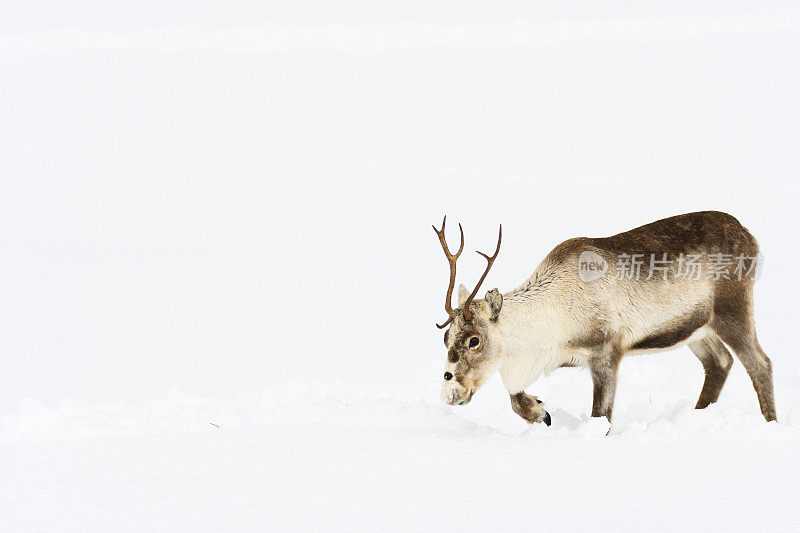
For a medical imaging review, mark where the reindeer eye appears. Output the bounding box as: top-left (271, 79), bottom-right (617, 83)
top-left (444, 372), bottom-right (453, 381)
top-left (469, 337), bottom-right (479, 348)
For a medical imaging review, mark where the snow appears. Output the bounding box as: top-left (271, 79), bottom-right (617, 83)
top-left (2, 1), bottom-right (800, 531)
top-left (3, 362), bottom-right (800, 530)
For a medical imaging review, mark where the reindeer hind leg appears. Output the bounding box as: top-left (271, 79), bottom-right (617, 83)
top-left (688, 331), bottom-right (733, 409)
top-left (711, 281), bottom-right (777, 422)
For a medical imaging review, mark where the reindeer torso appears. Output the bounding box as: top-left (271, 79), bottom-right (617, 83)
top-left (496, 211), bottom-right (760, 395)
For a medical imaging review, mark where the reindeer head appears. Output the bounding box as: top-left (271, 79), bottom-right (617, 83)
top-left (433, 217), bottom-right (503, 406)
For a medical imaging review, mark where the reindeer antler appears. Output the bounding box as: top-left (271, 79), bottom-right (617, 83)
top-left (433, 217), bottom-right (502, 328)
top-left (462, 225), bottom-right (502, 322)
top-left (432, 216), bottom-right (464, 329)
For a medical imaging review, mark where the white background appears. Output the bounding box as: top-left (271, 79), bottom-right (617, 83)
top-left (2, 2), bottom-right (799, 531)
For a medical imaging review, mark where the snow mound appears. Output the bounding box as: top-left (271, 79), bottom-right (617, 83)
top-left (3, 364), bottom-right (799, 443)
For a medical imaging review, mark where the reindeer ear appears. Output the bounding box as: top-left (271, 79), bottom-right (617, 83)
top-left (485, 288), bottom-right (503, 321)
top-left (457, 284), bottom-right (470, 307)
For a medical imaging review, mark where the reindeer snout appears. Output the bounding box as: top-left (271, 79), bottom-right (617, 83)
top-left (444, 389), bottom-right (458, 405)
top-left (443, 387), bottom-right (475, 406)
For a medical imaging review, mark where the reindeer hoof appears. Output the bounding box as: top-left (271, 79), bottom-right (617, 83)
top-left (511, 392), bottom-right (552, 425)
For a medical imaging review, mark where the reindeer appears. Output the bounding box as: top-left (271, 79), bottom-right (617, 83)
top-left (433, 211), bottom-right (776, 426)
